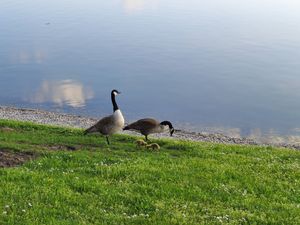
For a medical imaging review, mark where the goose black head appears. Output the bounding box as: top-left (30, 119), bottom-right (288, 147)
top-left (160, 121), bottom-right (175, 136)
top-left (111, 89), bottom-right (121, 96)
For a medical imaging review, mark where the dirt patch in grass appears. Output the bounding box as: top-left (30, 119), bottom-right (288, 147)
top-left (0, 127), bottom-right (15, 132)
top-left (44, 144), bottom-right (79, 151)
top-left (0, 149), bottom-right (37, 168)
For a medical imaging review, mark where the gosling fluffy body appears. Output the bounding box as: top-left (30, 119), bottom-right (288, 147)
top-left (146, 143), bottom-right (160, 150)
top-left (135, 139), bottom-right (147, 148)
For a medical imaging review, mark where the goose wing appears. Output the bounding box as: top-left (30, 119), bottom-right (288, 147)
top-left (124, 118), bottom-right (159, 133)
top-left (84, 115), bottom-right (114, 135)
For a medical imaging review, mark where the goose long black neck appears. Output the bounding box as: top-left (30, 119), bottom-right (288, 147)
top-left (111, 92), bottom-right (119, 112)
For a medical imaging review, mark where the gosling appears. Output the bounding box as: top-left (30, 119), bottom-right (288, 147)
top-left (135, 139), bottom-right (147, 148)
top-left (146, 143), bottom-right (160, 150)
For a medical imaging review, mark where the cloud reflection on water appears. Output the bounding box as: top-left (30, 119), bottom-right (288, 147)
top-left (30, 80), bottom-right (94, 108)
top-left (123, 0), bottom-right (158, 13)
top-left (10, 49), bottom-right (47, 64)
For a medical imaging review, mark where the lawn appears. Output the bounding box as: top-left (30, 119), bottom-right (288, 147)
top-left (0, 119), bottom-right (299, 224)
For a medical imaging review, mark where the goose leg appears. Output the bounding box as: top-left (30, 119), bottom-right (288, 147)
top-left (145, 135), bottom-right (148, 141)
top-left (106, 136), bottom-right (110, 145)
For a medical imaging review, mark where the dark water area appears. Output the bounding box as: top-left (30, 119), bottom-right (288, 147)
top-left (1, 0), bottom-right (300, 143)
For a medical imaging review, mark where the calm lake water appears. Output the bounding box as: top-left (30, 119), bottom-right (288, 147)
top-left (1, 0), bottom-right (300, 143)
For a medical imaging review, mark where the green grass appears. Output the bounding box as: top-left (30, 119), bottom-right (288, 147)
top-left (0, 119), bottom-right (299, 225)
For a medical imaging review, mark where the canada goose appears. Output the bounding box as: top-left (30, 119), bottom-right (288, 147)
top-left (84, 89), bottom-right (125, 145)
top-left (123, 118), bottom-right (174, 141)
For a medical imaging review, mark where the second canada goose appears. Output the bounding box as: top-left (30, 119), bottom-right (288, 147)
top-left (123, 118), bottom-right (174, 141)
top-left (84, 89), bottom-right (125, 145)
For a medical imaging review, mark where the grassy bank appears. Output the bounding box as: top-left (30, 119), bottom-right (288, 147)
top-left (0, 119), bottom-right (299, 224)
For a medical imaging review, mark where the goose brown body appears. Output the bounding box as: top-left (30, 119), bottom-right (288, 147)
top-left (123, 118), bottom-right (174, 140)
top-left (84, 110), bottom-right (124, 136)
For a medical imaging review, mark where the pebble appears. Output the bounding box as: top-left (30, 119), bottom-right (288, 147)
top-left (0, 106), bottom-right (299, 150)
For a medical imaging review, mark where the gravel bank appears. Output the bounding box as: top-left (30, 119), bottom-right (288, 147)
top-left (0, 106), bottom-right (299, 150)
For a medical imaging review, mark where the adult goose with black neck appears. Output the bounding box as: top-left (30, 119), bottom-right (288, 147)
top-left (84, 89), bottom-right (125, 145)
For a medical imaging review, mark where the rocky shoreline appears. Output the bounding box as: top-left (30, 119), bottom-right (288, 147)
top-left (0, 106), bottom-right (299, 150)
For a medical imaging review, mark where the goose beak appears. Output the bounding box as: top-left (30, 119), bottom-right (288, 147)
top-left (170, 128), bottom-right (175, 136)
